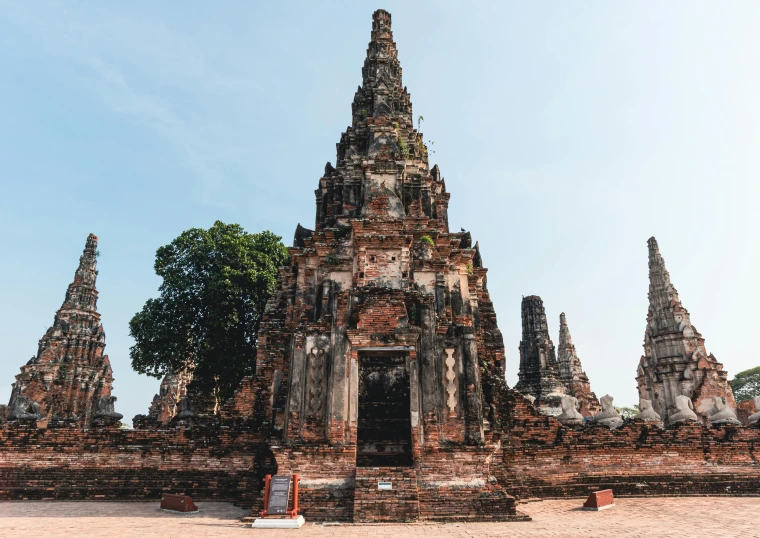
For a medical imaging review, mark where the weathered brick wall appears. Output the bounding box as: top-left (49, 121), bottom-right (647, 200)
top-left (267, 442), bottom-right (524, 522)
top-left (0, 421), bottom-right (267, 505)
top-left (737, 399), bottom-right (756, 425)
top-left (416, 445), bottom-right (523, 521)
top-left (268, 445), bottom-right (358, 521)
top-left (2, 387), bottom-right (759, 519)
top-left (354, 467), bottom-right (418, 522)
top-left (495, 388), bottom-right (760, 500)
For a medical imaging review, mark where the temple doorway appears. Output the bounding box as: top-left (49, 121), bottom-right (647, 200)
top-left (356, 354), bottom-right (413, 467)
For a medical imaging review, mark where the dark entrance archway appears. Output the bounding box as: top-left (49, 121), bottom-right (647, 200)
top-left (356, 354), bottom-right (412, 467)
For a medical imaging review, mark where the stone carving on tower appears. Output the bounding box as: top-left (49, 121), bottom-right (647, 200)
top-left (636, 237), bottom-right (735, 424)
top-left (5, 234), bottom-right (119, 427)
top-left (514, 296), bottom-right (568, 415)
top-left (557, 312), bottom-right (600, 416)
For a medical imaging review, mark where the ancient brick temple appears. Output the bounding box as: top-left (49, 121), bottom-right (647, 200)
top-left (636, 237), bottom-right (735, 423)
top-left (146, 368), bottom-right (192, 424)
top-left (2, 8), bottom-right (760, 524)
top-left (5, 234), bottom-right (121, 427)
top-left (247, 8), bottom-right (518, 521)
top-left (514, 296), bottom-right (568, 414)
top-left (557, 312), bottom-right (599, 416)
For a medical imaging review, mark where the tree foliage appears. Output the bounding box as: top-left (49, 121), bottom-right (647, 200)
top-left (615, 405), bottom-right (639, 420)
top-left (129, 221), bottom-right (289, 408)
top-left (730, 366), bottom-right (760, 402)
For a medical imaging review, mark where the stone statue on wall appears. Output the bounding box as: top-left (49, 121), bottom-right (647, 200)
top-left (703, 396), bottom-right (741, 426)
top-left (669, 395), bottom-right (699, 424)
top-left (8, 395), bottom-right (42, 421)
top-left (592, 395), bottom-right (623, 429)
top-left (748, 396), bottom-right (760, 426)
top-left (556, 396), bottom-right (584, 426)
top-left (93, 396), bottom-right (123, 420)
top-left (176, 396), bottom-right (196, 420)
top-left (633, 398), bottom-right (662, 424)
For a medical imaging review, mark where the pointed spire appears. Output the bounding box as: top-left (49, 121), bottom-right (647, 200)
top-left (7, 232), bottom-right (113, 427)
top-left (639, 237), bottom-right (735, 421)
top-left (557, 312), bottom-right (585, 370)
top-left (352, 9), bottom-right (411, 124)
top-left (647, 236), bottom-right (681, 314)
top-left (371, 9), bottom-right (393, 42)
top-left (515, 295), bottom-right (567, 405)
top-left (315, 10), bottom-right (445, 229)
top-left (559, 312), bottom-right (573, 348)
top-left (62, 233), bottom-right (99, 312)
top-left (557, 312), bottom-right (578, 380)
top-left (557, 312), bottom-right (600, 416)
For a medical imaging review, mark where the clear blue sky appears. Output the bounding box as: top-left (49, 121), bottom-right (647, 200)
top-left (1, 1), bottom-right (758, 422)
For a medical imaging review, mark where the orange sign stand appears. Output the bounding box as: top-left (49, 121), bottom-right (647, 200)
top-left (259, 474), bottom-right (300, 519)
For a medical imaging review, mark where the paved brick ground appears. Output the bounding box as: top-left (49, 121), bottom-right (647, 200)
top-left (0, 497), bottom-right (757, 537)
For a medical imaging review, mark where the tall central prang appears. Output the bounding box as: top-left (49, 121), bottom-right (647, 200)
top-left (248, 9), bottom-right (517, 522)
top-left (315, 9), bottom-right (446, 230)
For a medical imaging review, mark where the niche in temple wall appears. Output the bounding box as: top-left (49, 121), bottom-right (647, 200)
top-left (359, 249), bottom-right (410, 289)
top-left (361, 172), bottom-right (405, 219)
top-left (414, 271), bottom-right (436, 294)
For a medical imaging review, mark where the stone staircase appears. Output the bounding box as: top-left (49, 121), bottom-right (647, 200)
top-left (353, 467), bottom-right (419, 522)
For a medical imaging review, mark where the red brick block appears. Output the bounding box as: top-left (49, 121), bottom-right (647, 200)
top-left (161, 494), bottom-right (198, 513)
top-left (583, 489), bottom-right (615, 511)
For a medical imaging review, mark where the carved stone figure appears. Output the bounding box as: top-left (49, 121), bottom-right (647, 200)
top-left (175, 397), bottom-right (196, 420)
top-left (556, 396), bottom-right (584, 425)
top-left (93, 396), bottom-right (123, 420)
top-left (748, 396), bottom-right (760, 426)
top-left (592, 395), bottom-right (623, 429)
top-left (703, 396), bottom-right (741, 426)
top-left (668, 394), bottom-right (699, 424)
top-left (633, 398), bottom-right (662, 423)
top-left (8, 395), bottom-right (42, 421)
top-left (636, 237), bottom-right (735, 424)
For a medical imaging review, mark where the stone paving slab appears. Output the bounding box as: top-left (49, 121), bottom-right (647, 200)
top-left (0, 497), bottom-right (758, 537)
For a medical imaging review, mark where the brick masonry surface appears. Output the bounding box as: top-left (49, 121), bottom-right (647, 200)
top-left (1, 498), bottom-right (759, 537)
top-left (0, 422), bottom-right (267, 505)
top-left (495, 387), bottom-right (760, 500)
top-left (2, 390), bottom-right (760, 512)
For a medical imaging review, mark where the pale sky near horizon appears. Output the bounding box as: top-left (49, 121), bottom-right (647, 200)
top-left (1, 1), bottom-right (758, 422)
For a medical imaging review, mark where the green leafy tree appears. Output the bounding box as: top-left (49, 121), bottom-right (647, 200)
top-left (129, 221), bottom-right (289, 409)
top-left (730, 366), bottom-right (760, 402)
top-left (615, 405), bottom-right (639, 420)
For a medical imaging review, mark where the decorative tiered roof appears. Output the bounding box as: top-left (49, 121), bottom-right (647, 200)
top-left (515, 295), bottom-right (568, 413)
top-left (557, 312), bottom-right (599, 416)
top-left (637, 237), bottom-right (735, 422)
top-left (6, 234), bottom-right (119, 427)
top-left (312, 9), bottom-right (448, 231)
